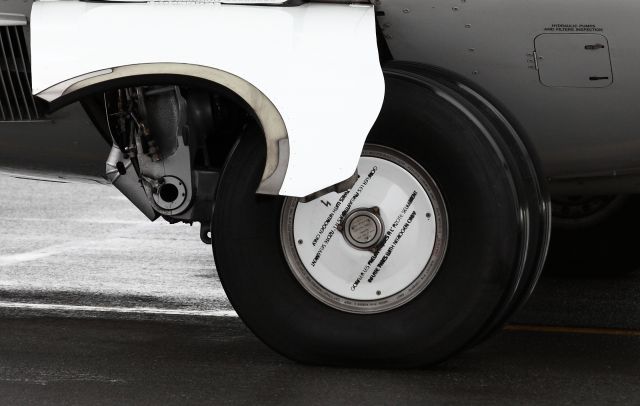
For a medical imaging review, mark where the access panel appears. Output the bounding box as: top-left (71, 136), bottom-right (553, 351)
top-left (535, 33), bottom-right (613, 88)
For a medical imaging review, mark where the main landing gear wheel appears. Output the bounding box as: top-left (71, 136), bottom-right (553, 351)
top-left (213, 66), bottom-right (551, 367)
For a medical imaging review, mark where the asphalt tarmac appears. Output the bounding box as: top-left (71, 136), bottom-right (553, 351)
top-left (0, 174), bottom-right (639, 405)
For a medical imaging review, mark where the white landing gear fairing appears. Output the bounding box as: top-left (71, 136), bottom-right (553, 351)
top-left (30, 1), bottom-right (385, 197)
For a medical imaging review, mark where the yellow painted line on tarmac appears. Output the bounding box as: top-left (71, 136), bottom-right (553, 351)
top-left (505, 324), bottom-right (640, 337)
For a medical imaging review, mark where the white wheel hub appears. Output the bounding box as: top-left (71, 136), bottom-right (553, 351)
top-left (281, 145), bottom-right (448, 314)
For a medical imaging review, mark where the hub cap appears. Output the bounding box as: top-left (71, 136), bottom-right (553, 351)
top-left (342, 208), bottom-right (384, 250)
top-left (281, 145), bottom-right (448, 314)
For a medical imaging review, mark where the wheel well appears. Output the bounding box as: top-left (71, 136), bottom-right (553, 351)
top-left (37, 64), bottom-right (289, 196)
top-left (33, 66), bottom-right (293, 233)
top-left (79, 85), bottom-right (253, 173)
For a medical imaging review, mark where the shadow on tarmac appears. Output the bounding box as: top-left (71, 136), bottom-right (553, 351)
top-left (0, 314), bottom-right (638, 405)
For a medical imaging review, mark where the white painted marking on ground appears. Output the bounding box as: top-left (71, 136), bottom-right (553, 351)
top-left (107, 195), bottom-right (130, 201)
top-left (0, 241), bottom-right (98, 266)
top-left (0, 217), bottom-right (148, 225)
top-left (0, 302), bottom-right (237, 317)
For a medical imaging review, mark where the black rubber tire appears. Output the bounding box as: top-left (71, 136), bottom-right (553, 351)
top-left (545, 195), bottom-right (640, 276)
top-left (213, 69), bottom-right (549, 367)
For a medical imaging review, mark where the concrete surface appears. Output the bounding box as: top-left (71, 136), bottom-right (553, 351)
top-left (0, 174), bottom-right (232, 314)
top-left (0, 317), bottom-right (638, 406)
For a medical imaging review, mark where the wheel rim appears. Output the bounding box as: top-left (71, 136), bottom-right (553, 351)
top-left (280, 145), bottom-right (448, 314)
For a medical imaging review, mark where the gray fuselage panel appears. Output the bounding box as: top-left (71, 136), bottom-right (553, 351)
top-left (378, 0), bottom-right (640, 182)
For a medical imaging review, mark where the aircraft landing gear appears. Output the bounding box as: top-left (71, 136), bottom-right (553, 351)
top-left (211, 66), bottom-right (551, 367)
